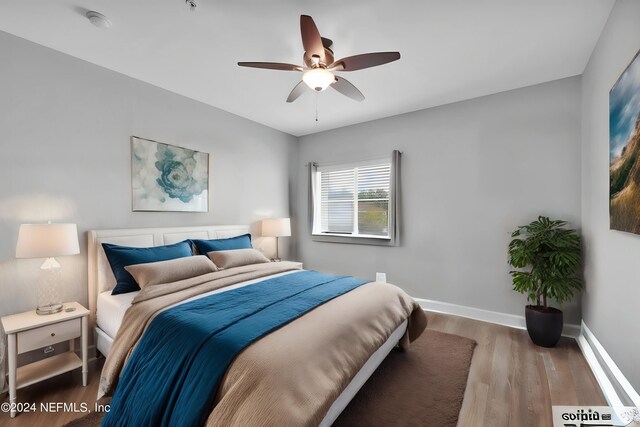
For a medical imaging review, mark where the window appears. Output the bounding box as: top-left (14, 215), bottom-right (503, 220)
top-left (309, 151), bottom-right (400, 245)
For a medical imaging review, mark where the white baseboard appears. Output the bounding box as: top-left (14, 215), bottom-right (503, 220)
top-left (578, 321), bottom-right (640, 408)
top-left (414, 297), bottom-right (581, 338)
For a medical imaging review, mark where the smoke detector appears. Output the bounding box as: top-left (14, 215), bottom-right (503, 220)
top-left (86, 11), bottom-right (112, 29)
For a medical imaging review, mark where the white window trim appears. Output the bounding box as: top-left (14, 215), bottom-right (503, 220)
top-left (316, 233), bottom-right (391, 240)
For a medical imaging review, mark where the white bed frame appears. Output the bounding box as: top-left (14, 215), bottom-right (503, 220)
top-left (87, 224), bottom-right (406, 426)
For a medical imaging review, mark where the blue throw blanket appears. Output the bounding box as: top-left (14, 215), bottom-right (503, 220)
top-left (101, 270), bottom-right (367, 427)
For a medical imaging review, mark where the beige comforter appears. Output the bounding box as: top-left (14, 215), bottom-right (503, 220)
top-left (99, 262), bottom-right (427, 426)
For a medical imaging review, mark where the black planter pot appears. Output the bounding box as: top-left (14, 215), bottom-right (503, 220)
top-left (525, 305), bottom-right (563, 348)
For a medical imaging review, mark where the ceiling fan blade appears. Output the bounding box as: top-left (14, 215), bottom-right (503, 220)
top-left (286, 81), bottom-right (308, 103)
top-left (330, 52), bottom-right (401, 71)
top-left (300, 15), bottom-right (325, 62)
top-left (330, 76), bottom-right (365, 102)
top-left (238, 62), bottom-right (303, 71)
top-left (321, 37), bottom-right (333, 49)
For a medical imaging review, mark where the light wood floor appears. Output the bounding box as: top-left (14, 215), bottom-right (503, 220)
top-left (0, 312), bottom-right (606, 427)
top-left (426, 312), bottom-right (606, 426)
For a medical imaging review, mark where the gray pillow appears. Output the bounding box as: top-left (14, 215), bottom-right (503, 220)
top-left (207, 248), bottom-right (270, 269)
top-left (124, 255), bottom-right (218, 288)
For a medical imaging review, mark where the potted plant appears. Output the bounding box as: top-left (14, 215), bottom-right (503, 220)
top-left (507, 216), bottom-right (582, 347)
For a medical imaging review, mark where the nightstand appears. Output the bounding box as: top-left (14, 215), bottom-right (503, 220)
top-left (1, 302), bottom-right (89, 418)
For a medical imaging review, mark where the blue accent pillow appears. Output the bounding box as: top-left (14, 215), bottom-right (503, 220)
top-left (103, 241), bottom-right (193, 295)
top-left (192, 234), bottom-right (252, 255)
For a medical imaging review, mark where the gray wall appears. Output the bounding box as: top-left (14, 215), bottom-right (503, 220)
top-left (295, 77), bottom-right (583, 324)
top-left (1, 13), bottom-right (617, 391)
top-left (0, 30), bottom-right (296, 322)
top-left (581, 0), bottom-right (640, 390)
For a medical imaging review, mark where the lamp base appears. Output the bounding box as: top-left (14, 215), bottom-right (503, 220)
top-left (36, 303), bottom-right (63, 315)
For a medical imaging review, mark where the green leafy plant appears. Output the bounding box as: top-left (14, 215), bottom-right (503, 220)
top-left (508, 216), bottom-right (583, 308)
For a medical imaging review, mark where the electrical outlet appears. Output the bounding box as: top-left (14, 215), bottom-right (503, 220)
top-left (376, 272), bottom-right (387, 283)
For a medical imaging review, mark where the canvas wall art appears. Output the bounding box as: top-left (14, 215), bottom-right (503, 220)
top-left (131, 136), bottom-right (209, 212)
top-left (610, 49), bottom-right (640, 234)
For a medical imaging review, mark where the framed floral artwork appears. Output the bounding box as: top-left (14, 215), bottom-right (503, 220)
top-left (131, 136), bottom-right (209, 212)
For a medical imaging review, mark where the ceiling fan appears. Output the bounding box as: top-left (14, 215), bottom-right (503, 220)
top-left (238, 15), bottom-right (401, 103)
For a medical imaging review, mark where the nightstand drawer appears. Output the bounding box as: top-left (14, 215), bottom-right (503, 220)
top-left (17, 318), bottom-right (81, 354)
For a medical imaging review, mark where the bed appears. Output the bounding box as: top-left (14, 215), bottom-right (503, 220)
top-left (88, 225), bottom-right (426, 426)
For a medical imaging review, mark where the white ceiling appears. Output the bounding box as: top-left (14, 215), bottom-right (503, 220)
top-left (0, 0), bottom-right (614, 137)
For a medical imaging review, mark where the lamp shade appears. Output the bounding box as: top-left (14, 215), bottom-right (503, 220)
top-left (261, 218), bottom-right (291, 237)
top-left (16, 223), bottom-right (80, 259)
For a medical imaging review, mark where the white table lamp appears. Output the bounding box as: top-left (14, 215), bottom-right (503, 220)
top-left (16, 223), bottom-right (80, 315)
top-left (261, 218), bottom-right (291, 262)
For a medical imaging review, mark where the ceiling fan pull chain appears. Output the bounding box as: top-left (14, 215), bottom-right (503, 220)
top-left (315, 92), bottom-right (319, 122)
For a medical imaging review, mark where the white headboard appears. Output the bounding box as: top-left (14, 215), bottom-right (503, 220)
top-left (87, 225), bottom-right (249, 325)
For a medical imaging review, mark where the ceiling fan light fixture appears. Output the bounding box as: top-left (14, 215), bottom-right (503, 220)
top-left (302, 68), bottom-right (335, 92)
top-left (238, 15), bottom-right (400, 103)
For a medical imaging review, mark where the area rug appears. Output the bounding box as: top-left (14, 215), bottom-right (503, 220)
top-left (63, 329), bottom-right (475, 427)
top-left (334, 329), bottom-right (476, 427)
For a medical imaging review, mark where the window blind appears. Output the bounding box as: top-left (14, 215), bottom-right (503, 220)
top-left (318, 163), bottom-right (391, 237)
top-left (320, 168), bottom-right (355, 233)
